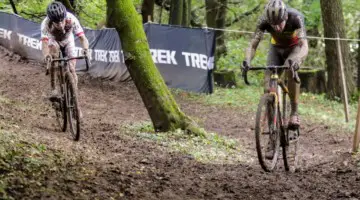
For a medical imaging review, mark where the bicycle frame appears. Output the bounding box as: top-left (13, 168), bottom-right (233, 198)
top-left (45, 47), bottom-right (89, 140)
top-left (243, 65), bottom-right (299, 125)
top-left (243, 64), bottom-right (301, 172)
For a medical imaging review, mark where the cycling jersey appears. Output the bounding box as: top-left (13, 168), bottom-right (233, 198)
top-left (40, 12), bottom-right (84, 57)
top-left (257, 8), bottom-right (306, 47)
top-left (41, 12), bottom-right (84, 42)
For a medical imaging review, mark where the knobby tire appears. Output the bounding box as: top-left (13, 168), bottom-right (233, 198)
top-left (54, 65), bottom-right (67, 132)
top-left (65, 72), bottom-right (81, 141)
top-left (255, 94), bottom-right (280, 172)
top-left (280, 90), bottom-right (300, 172)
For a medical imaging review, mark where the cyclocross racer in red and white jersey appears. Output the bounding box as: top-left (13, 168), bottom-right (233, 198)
top-left (41, 1), bottom-right (89, 118)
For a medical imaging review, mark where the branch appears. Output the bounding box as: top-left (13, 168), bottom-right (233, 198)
top-left (225, 4), bottom-right (260, 27)
top-left (9, 0), bottom-right (18, 14)
top-left (20, 11), bottom-right (46, 20)
top-left (228, 0), bottom-right (245, 4)
top-left (56, 0), bottom-right (76, 14)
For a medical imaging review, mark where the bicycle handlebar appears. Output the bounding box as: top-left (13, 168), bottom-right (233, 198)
top-left (51, 55), bottom-right (88, 63)
top-left (242, 65), bottom-right (301, 85)
top-left (45, 55), bottom-right (90, 75)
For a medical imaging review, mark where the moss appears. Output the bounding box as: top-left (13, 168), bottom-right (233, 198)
top-left (106, 0), bottom-right (206, 136)
top-left (298, 68), bottom-right (325, 74)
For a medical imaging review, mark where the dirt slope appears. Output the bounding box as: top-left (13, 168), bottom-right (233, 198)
top-left (0, 48), bottom-right (359, 200)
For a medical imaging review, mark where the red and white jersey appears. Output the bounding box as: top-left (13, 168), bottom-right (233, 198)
top-left (40, 12), bottom-right (84, 45)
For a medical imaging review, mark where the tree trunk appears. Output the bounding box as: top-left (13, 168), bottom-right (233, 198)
top-left (320, 0), bottom-right (355, 99)
top-left (181, 0), bottom-right (191, 26)
top-left (141, 0), bottom-right (155, 23)
top-left (106, 0), bottom-right (205, 136)
top-left (9, 0), bottom-right (18, 14)
top-left (206, 0), bottom-right (227, 62)
top-left (205, 0), bottom-right (217, 28)
top-left (169, 0), bottom-right (183, 25)
top-left (169, 0), bottom-right (191, 26)
top-left (357, 26), bottom-right (360, 89)
top-left (215, 0), bottom-right (227, 60)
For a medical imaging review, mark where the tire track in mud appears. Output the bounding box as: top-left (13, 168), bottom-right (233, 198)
top-left (0, 48), bottom-right (359, 199)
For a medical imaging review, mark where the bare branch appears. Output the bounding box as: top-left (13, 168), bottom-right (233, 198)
top-left (9, 0), bottom-right (18, 14)
top-left (226, 4), bottom-right (260, 27)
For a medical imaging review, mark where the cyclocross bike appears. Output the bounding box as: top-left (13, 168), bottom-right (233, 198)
top-left (46, 47), bottom-right (89, 141)
top-left (242, 60), bottom-right (301, 172)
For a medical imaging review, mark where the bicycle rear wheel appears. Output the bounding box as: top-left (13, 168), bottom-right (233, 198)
top-left (280, 91), bottom-right (300, 172)
top-left (255, 93), bottom-right (280, 172)
top-left (65, 72), bottom-right (81, 141)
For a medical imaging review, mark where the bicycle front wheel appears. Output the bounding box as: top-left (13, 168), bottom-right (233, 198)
top-left (255, 93), bottom-right (281, 172)
top-left (65, 72), bottom-right (81, 141)
top-left (280, 90), bottom-right (300, 172)
top-left (54, 73), bottom-right (67, 132)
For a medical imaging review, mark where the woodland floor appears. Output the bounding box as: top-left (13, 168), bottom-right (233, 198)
top-left (0, 47), bottom-right (360, 200)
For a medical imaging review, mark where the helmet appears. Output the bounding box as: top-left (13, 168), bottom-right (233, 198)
top-left (47, 1), bottom-right (67, 23)
top-left (265, 0), bottom-right (287, 25)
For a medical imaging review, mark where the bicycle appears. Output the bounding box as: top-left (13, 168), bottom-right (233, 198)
top-left (45, 47), bottom-right (89, 141)
top-left (242, 60), bottom-right (301, 172)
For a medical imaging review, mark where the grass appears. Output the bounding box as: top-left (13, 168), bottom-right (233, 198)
top-left (122, 121), bottom-right (252, 164)
top-left (0, 130), bottom-right (55, 199)
top-left (0, 128), bottom-right (96, 199)
top-left (0, 118), bottom-right (90, 199)
top-left (173, 85), bottom-right (357, 133)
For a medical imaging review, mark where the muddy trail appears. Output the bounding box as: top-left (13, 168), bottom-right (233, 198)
top-left (0, 48), bottom-right (360, 200)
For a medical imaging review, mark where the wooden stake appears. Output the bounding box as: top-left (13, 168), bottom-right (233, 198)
top-left (336, 33), bottom-right (349, 123)
top-left (353, 96), bottom-right (360, 152)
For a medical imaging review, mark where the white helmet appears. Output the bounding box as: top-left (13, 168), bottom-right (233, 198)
top-left (265, 0), bottom-right (288, 25)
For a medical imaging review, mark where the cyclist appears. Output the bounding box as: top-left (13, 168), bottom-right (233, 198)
top-left (41, 1), bottom-right (89, 118)
top-left (243, 0), bottom-right (308, 158)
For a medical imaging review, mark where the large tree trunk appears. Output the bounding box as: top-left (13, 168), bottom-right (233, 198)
top-left (320, 0), bottom-right (355, 99)
top-left (106, 0), bottom-right (205, 136)
top-left (141, 0), bottom-right (155, 23)
top-left (169, 0), bottom-right (191, 26)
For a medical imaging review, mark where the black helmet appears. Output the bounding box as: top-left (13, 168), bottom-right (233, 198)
top-left (265, 0), bottom-right (288, 25)
top-left (47, 1), bottom-right (67, 23)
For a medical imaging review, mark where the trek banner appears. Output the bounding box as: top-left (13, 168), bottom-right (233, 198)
top-left (0, 12), bottom-right (215, 93)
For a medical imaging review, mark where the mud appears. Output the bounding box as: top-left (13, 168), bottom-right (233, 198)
top-left (0, 47), bottom-right (359, 199)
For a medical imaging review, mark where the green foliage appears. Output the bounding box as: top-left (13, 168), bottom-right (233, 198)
top-left (77, 0), bottom-right (106, 28)
top-left (2, 0), bottom-right (358, 66)
top-left (177, 85), bottom-right (357, 133)
top-left (122, 121), bottom-right (244, 164)
top-left (216, 35), bottom-right (270, 70)
top-left (0, 129), bottom-right (91, 199)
